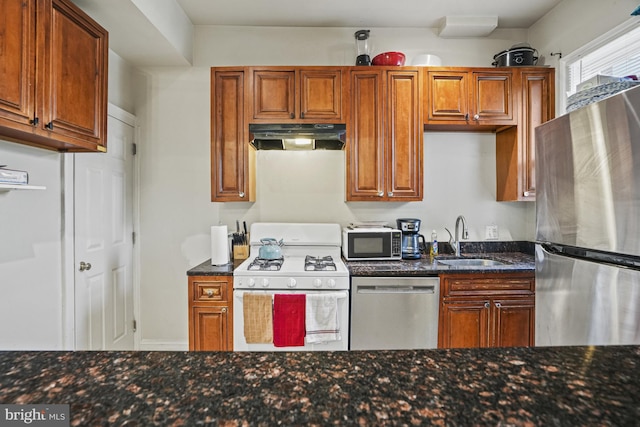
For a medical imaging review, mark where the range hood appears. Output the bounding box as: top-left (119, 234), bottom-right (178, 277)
top-left (249, 123), bottom-right (346, 150)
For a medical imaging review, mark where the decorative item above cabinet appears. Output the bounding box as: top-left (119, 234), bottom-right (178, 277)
top-left (0, 0), bottom-right (109, 153)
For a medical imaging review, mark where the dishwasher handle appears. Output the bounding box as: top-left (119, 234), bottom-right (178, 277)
top-left (357, 285), bottom-right (436, 294)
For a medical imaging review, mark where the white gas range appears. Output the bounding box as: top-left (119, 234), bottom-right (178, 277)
top-left (233, 223), bottom-right (350, 351)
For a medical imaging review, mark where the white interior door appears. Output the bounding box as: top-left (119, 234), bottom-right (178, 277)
top-left (74, 108), bottom-right (136, 350)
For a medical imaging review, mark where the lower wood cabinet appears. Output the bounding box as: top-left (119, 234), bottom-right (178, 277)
top-left (188, 275), bottom-right (233, 351)
top-left (438, 272), bottom-right (535, 348)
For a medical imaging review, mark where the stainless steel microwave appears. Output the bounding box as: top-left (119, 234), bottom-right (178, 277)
top-left (342, 227), bottom-right (402, 261)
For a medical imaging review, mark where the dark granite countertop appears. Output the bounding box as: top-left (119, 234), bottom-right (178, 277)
top-left (187, 259), bottom-right (245, 276)
top-left (1, 346), bottom-right (638, 425)
top-left (188, 242), bottom-right (535, 277)
top-left (347, 241), bottom-right (535, 276)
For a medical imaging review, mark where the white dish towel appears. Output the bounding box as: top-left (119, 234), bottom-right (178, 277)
top-left (305, 293), bottom-right (341, 343)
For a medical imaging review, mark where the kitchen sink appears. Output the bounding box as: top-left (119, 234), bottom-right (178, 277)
top-left (437, 258), bottom-right (507, 267)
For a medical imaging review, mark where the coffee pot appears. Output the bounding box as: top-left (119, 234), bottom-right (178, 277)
top-left (396, 218), bottom-right (426, 260)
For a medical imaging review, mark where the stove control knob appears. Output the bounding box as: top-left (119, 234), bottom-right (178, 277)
top-left (248, 278), bottom-right (256, 288)
top-left (327, 279), bottom-right (336, 288)
top-left (313, 278), bottom-right (323, 288)
top-left (287, 278), bottom-right (297, 288)
top-left (261, 278), bottom-right (270, 288)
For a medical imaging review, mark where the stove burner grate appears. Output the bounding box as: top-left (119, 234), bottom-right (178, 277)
top-left (248, 257), bottom-right (284, 271)
top-left (305, 255), bottom-right (337, 271)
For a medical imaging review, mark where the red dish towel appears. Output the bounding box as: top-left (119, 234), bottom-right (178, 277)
top-left (273, 294), bottom-right (306, 347)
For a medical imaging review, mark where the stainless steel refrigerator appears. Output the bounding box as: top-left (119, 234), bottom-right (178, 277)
top-left (535, 85), bottom-right (640, 346)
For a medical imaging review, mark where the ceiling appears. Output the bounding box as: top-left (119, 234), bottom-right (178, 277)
top-left (176, 0), bottom-right (563, 28)
top-left (74, 0), bottom-right (564, 67)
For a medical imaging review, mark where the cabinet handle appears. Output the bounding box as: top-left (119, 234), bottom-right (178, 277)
top-left (30, 117), bottom-right (39, 126)
top-left (300, 112), bottom-right (305, 119)
top-left (465, 113), bottom-right (469, 121)
top-left (239, 192), bottom-right (245, 198)
top-left (388, 191), bottom-right (394, 197)
top-left (290, 113), bottom-right (295, 119)
top-left (206, 289), bottom-right (214, 297)
top-left (484, 302), bottom-right (490, 308)
top-left (377, 191), bottom-right (384, 197)
top-left (79, 261), bottom-right (92, 272)
top-left (45, 122), bottom-right (53, 130)
top-left (523, 191), bottom-right (535, 197)
top-left (473, 114), bottom-right (480, 121)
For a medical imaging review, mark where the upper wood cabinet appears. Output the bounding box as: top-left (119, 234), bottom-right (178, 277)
top-left (211, 68), bottom-right (255, 202)
top-left (0, 0), bottom-right (108, 152)
top-left (439, 272), bottom-right (535, 349)
top-left (425, 67), bottom-right (516, 128)
top-left (496, 68), bottom-right (555, 201)
top-left (346, 67), bottom-right (423, 201)
top-left (249, 67), bottom-right (347, 122)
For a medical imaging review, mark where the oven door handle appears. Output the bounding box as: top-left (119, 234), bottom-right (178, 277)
top-left (356, 285), bottom-right (436, 294)
top-left (234, 290), bottom-right (348, 299)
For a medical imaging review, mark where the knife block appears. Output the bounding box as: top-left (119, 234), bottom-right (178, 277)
top-left (233, 240), bottom-right (249, 261)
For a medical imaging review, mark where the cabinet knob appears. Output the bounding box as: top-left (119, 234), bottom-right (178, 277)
top-left (221, 307), bottom-right (227, 313)
top-left (377, 191), bottom-right (384, 197)
top-left (473, 114), bottom-right (480, 121)
top-left (30, 117), bottom-right (39, 126)
top-left (495, 302), bottom-right (502, 308)
top-left (45, 122), bottom-right (53, 130)
top-left (388, 191), bottom-right (394, 197)
top-left (300, 112), bottom-right (305, 119)
top-left (239, 192), bottom-right (245, 198)
top-left (484, 302), bottom-right (490, 308)
top-left (290, 113), bottom-right (295, 119)
top-left (206, 289), bottom-right (214, 297)
top-left (465, 113), bottom-right (469, 121)
top-left (523, 191), bottom-right (535, 197)
top-left (79, 261), bottom-right (92, 272)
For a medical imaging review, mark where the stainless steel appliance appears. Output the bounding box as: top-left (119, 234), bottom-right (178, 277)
top-left (342, 226), bottom-right (402, 261)
top-left (535, 85), bottom-right (640, 346)
top-left (350, 277), bottom-right (440, 350)
top-left (396, 218), bottom-right (426, 260)
top-left (249, 123), bottom-right (346, 150)
top-left (233, 223), bottom-right (350, 351)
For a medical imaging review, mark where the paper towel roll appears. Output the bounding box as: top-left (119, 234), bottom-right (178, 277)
top-left (211, 225), bottom-right (230, 265)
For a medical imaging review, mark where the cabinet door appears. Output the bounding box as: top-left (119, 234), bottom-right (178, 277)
top-left (491, 297), bottom-right (535, 347)
top-left (496, 68), bottom-right (555, 201)
top-left (439, 299), bottom-right (490, 348)
top-left (426, 70), bottom-right (468, 123)
top-left (299, 68), bottom-right (344, 121)
top-left (386, 69), bottom-right (423, 200)
top-left (191, 306), bottom-right (230, 351)
top-left (0, 0), bottom-right (35, 128)
top-left (472, 70), bottom-right (515, 125)
top-left (211, 69), bottom-right (255, 202)
top-left (251, 69), bottom-right (296, 120)
top-left (346, 69), bottom-right (385, 200)
top-left (519, 69), bottom-right (554, 199)
top-left (39, 0), bottom-right (108, 150)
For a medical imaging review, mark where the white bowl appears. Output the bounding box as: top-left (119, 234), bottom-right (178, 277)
top-left (411, 54), bottom-right (442, 66)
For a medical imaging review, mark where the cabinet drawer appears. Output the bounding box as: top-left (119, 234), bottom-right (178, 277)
top-left (191, 279), bottom-right (229, 303)
top-left (441, 273), bottom-right (534, 297)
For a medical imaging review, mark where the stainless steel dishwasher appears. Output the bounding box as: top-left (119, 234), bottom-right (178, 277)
top-left (350, 276), bottom-right (440, 350)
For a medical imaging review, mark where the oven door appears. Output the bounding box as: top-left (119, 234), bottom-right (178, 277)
top-left (233, 290), bottom-right (349, 351)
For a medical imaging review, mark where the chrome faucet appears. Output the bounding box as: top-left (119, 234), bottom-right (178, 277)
top-left (445, 215), bottom-right (469, 257)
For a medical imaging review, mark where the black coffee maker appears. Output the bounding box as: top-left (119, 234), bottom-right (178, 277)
top-left (396, 218), bottom-right (426, 260)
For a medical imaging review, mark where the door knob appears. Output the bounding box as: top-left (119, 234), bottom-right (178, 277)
top-left (79, 261), bottom-right (92, 272)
